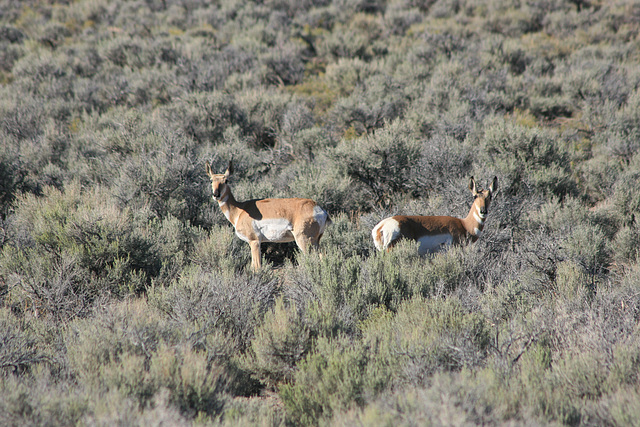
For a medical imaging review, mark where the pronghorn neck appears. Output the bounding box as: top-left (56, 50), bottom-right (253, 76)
top-left (216, 185), bottom-right (238, 224)
top-left (462, 198), bottom-right (486, 239)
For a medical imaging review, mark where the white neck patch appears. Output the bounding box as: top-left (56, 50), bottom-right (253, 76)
top-left (473, 211), bottom-right (484, 225)
top-left (215, 190), bottom-right (231, 222)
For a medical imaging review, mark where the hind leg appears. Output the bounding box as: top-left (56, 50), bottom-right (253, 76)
top-left (293, 219), bottom-right (322, 252)
top-left (294, 233), bottom-right (319, 253)
top-left (294, 220), bottom-right (324, 254)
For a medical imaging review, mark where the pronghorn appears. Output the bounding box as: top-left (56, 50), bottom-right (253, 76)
top-left (205, 161), bottom-right (332, 270)
top-left (372, 176), bottom-right (497, 255)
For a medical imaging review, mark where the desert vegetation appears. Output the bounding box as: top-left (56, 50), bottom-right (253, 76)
top-left (1, 0), bottom-right (640, 425)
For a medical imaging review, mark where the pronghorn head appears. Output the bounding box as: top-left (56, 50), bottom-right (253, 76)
top-left (205, 160), bottom-right (233, 202)
top-left (469, 176), bottom-right (498, 219)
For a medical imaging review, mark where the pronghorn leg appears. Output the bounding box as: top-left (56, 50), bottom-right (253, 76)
top-left (294, 235), bottom-right (310, 253)
top-left (249, 240), bottom-right (262, 270)
top-left (294, 220), bottom-right (322, 252)
top-left (294, 229), bottom-right (324, 262)
top-left (293, 231), bottom-right (320, 254)
top-left (315, 233), bottom-right (325, 259)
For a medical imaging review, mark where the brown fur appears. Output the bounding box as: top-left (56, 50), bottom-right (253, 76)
top-left (206, 161), bottom-right (331, 270)
top-left (373, 176), bottom-right (497, 253)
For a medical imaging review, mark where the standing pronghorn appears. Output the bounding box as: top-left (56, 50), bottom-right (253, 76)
top-left (372, 176), bottom-right (497, 255)
top-left (206, 161), bottom-right (332, 270)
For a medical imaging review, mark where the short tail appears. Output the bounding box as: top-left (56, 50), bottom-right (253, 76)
top-left (371, 221), bottom-right (386, 251)
top-left (314, 205), bottom-right (332, 231)
top-left (372, 217), bottom-right (401, 251)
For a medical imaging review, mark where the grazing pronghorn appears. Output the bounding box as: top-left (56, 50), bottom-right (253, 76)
top-left (206, 161), bottom-right (332, 270)
top-left (372, 176), bottom-right (497, 255)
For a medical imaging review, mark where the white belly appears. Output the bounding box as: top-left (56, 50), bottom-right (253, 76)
top-left (252, 218), bottom-right (295, 243)
top-left (235, 229), bottom-right (251, 243)
top-left (417, 234), bottom-right (452, 255)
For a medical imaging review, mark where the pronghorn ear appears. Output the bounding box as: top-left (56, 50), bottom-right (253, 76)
top-left (489, 176), bottom-right (498, 193)
top-left (469, 176), bottom-right (478, 195)
top-left (205, 161), bottom-right (213, 178)
top-left (224, 161), bottom-right (233, 179)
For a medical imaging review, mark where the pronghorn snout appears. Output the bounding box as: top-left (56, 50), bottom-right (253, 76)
top-left (211, 181), bottom-right (225, 200)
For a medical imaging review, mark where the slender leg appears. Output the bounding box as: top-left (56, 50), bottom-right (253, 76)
top-left (249, 240), bottom-right (261, 271)
top-left (294, 232), bottom-right (311, 253)
top-left (294, 220), bottom-right (321, 254)
top-left (294, 237), bottom-right (308, 253)
top-left (308, 238), bottom-right (320, 251)
top-left (294, 232), bottom-right (320, 254)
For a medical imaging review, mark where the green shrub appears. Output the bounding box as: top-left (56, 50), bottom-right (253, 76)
top-left (236, 87), bottom-right (296, 148)
top-left (479, 117), bottom-right (576, 198)
top-left (611, 162), bottom-right (640, 226)
top-left (405, 245), bottom-right (466, 297)
top-left (280, 296), bottom-right (491, 425)
top-left (562, 57), bottom-right (631, 116)
top-left (148, 344), bottom-right (230, 417)
top-left (528, 196), bottom-right (589, 233)
top-left (598, 88), bottom-right (640, 157)
top-left (327, 378), bottom-right (485, 426)
top-left (0, 181), bottom-right (210, 318)
top-left (148, 265), bottom-right (278, 353)
top-left (220, 391), bottom-right (286, 426)
top-left (0, 309), bottom-right (52, 374)
top-left (66, 298), bottom-right (238, 419)
top-left (279, 335), bottom-right (374, 426)
top-left (323, 57), bottom-right (368, 98)
top-left (288, 246), bottom-right (363, 335)
top-left (318, 211), bottom-right (372, 258)
top-left (333, 119), bottom-right (421, 207)
top-left (290, 229), bottom-right (478, 332)
top-left (414, 134), bottom-right (474, 191)
top-left (38, 23), bottom-right (72, 49)
top-left (601, 387), bottom-right (640, 427)
top-left (364, 297), bottom-right (492, 379)
top-left (189, 224), bottom-right (252, 273)
top-left (259, 40), bottom-right (305, 86)
top-left (527, 77), bottom-right (573, 120)
top-left (115, 151), bottom-right (211, 227)
top-left (357, 241), bottom-right (467, 311)
top-left (69, 107), bottom-right (214, 226)
top-left (611, 224), bottom-right (640, 266)
top-left (86, 387), bottom-right (187, 426)
top-left (329, 73), bottom-right (409, 136)
top-left (0, 41), bottom-right (23, 75)
top-left (246, 297), bottom-right (311, 387)
top-left (0, 94), bottom-right (48, 141)
top-left (1, 185), bottom-right (138, 318)
top-left (562, 223), bottom-right (610, 287)
top-left (555, 260), bottom-right (590, 301)
top-left (66, 299), bottom-right (180, 385)
top-left (357, 246), bottom-right (411, 313)
top-left (0, 369), bottom-right (88, 427)
top-left (0, 138), bottom-right (33, 218)
top-left (318, 13), bottom-right (383, 61)
top-left (284, 161), bottom-right (365, 213)
top-left (158, 91), bottom-right (248, 145)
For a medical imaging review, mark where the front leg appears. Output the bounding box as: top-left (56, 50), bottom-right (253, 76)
top-left (249, 240), bottom-right (262, 271)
